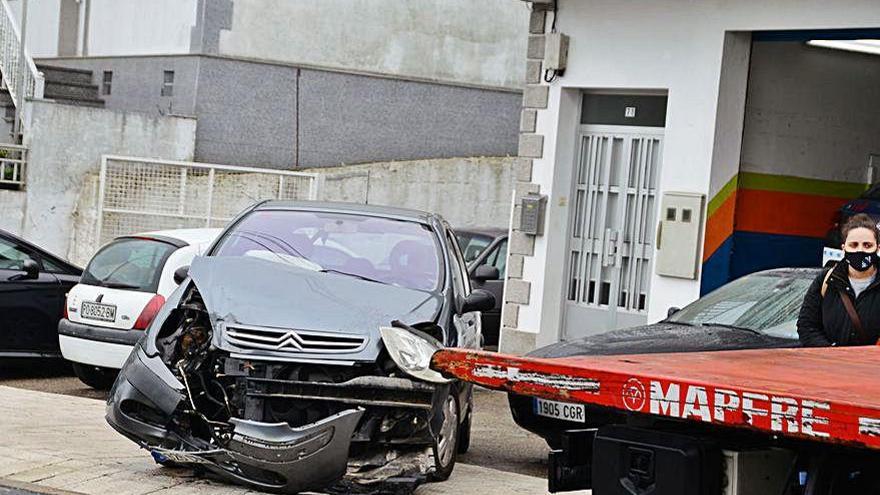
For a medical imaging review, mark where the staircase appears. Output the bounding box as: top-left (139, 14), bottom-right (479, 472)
top-left (0, 64), bottom-right (104, 141)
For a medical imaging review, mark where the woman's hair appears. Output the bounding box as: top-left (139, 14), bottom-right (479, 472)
top-left (841, 213), bottom-right (880, 244)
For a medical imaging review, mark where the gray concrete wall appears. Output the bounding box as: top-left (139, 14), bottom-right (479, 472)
top-left (216, 0), bottom-right (528, 89)
top-left (193, 56), bottom-right (297, 167)
top-left (0, 190), bottom-right (26, 235)
top-left (315, 156), bottom-right (523, 229)
top-left (297, 69), bottom-right (520, 168)
top-left (21, 0), bottom-right (526, 88)
top-left (39, 56), bottom-right (200, 117)
top-left (22, 101), bottom-right (197, 263)
top-left (41, 55), bottom-right (520, 170)
top-left (742, 41), bottom-right (880, 183)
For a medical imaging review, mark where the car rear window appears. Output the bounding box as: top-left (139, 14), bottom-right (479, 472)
top-left (80, 238), bottom-right (176, 292)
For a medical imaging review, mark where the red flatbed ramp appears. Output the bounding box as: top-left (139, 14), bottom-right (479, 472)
top-left (431, 346), bottom-right (880, 450)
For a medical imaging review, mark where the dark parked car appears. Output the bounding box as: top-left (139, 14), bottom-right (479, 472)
top-left (0, 229), bottom-right (81, 357)
top-left (456, 228), bottom-right (507, 348)
top-left (106, 201), bottom-right (495, 493)
top-left (825, 183), bottom-right (880, 247)
top-left (508, 268), bottom-right (815, 448)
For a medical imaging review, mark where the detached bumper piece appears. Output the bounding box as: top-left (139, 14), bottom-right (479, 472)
top-left (151, 409), bottom-right (364, 493)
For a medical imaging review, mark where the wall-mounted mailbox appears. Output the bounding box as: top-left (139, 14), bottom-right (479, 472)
top-left (655, 192), bottom-right (705, 279)
top-left (520, 193), bottom-right (547, 236)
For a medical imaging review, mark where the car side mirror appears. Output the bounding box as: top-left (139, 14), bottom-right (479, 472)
top-left (173, 265), bottom-right (190, 285)
top-left (667, 306), bottom-right (681, 318)
top-left (21, 259), bottom-right (40, 279)
top-left (472, 264), bottom-right (500, 282)
top-left (461, 289), bottom-right (496, 314)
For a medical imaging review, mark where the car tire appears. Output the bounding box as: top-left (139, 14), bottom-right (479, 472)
top-left (72, 363), bottom-right (117, 390)
top-left (457, 408), bottom-right (472, 454)
top-left (429, 391), bottom-right (459, 482)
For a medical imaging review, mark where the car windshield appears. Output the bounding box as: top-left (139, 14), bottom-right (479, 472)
top-left (213, 209), bottom-right (443, 292)
top-left (81, 238), bottom-right (176, 292)
top-left (456, 232), bottom-right (494, 263)
top-left (666, 273), bottom-right (814, 339)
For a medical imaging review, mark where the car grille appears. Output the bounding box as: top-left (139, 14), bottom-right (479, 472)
top-left (225, 324), bottom-right (368, 354)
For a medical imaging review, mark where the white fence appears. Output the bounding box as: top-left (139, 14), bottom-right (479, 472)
top-left (96, 155), bottom-right (318, 246)
top-left (0, 143), bottom-right (26, 188)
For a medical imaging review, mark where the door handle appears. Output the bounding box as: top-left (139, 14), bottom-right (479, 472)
top-left (604, 229), bottom-right (620, 267)
top-left (656, 220), bottom-right (663, 249)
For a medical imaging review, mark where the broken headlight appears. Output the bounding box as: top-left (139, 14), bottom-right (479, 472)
top-left (380, 326), bottom-right (450, 384)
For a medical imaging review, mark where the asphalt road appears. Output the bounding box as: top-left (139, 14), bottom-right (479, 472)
top-left (0, 359), bottom-right (551, 479)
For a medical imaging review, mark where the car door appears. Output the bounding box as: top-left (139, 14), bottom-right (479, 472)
top-left (469, 237), bottom-right (507, 347)
top-left (445, 229), bottom-right (481, 350)
top-left (0, 234), bottom-right (63, 355)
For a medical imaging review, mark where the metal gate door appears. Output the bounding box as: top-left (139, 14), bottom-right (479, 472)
top-left (563, 125), bottom-right (663, 340)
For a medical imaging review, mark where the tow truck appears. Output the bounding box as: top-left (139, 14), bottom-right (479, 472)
top-left (431, 345), bottom-right (880, 494)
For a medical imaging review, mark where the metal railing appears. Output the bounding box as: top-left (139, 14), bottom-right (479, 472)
top-left (95, 155), bottom-right (319, 246)
top-left (0, 0), bottom-right (44, 112)
top-left (0, 142), bottom-right (26, 187)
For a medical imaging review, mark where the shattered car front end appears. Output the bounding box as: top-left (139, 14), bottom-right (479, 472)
top-left (106, 255), bottom-right (458, 493)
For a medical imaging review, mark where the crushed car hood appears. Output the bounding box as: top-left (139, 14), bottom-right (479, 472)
top-left (189, 256), bottom-right (442, 362)
top-left (528, 322), bottom-right (799, 359)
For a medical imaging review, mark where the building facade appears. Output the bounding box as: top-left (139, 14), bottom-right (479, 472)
top-left (14, 0), bottom-right (529, 168)
top-left (500, 0), bottom-right (880, 353)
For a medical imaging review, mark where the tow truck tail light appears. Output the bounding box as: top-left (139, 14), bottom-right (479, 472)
top-left (134, 294), bottom-right (165, 330)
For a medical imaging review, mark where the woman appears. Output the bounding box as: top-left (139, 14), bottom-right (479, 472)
top-left (798, 213), bottom-right (880, 346)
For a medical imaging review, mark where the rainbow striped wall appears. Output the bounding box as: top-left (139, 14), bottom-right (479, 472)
top-left (700, 172), bottom-right (866, 294)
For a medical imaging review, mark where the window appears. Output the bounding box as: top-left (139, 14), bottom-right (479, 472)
top-left (81, 238), bottom-right (177, 293)
top-left (213, 210), bottom-right (443, 292)
top-left (161, 70), bottom-right (174, 97)
top-left (445, 230), bottom-right (471, 295)
top-left (101, 71), bottom-right (112, 95)
top-left (455, 232), bottom-right (493, 263)
top-left (41, 257), bottom-right (69, 274)
top-left (481, 239), bottom-right (508, 278)
top-left (0, 237), bottom-right (33, 270)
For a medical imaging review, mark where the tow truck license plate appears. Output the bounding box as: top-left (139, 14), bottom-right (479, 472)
top-left (81, 301), bottom-right (116, 322)
top-left (534, 398), bottom-right (586, 422)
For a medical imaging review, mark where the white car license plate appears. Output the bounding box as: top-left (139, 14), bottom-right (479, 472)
top-left (534, 398), bottom-right (586, 423)
top-left (81, 301), bottom-right (117, 322)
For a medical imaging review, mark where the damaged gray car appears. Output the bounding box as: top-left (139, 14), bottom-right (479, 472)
top-left (105, 201), bottom-right (495, 493)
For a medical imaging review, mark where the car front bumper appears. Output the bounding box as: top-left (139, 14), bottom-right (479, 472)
top-left (107, 346), bottom-right (441, 493)
top-left (58, 318), bottom-right (143, 369)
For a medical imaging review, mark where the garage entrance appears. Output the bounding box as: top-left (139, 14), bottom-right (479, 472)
top-left (563, 94), bottom-right (666, 339)
top-left (702, 29), bottom-right (880, 293)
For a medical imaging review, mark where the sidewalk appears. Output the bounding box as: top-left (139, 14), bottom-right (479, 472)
top-left (0, 386), bottom-right (557, 495)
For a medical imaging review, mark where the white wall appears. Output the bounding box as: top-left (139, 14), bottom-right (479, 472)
top-left (521, 0), bottom-right (880, 343)
top-left (22, 101), bottom-right (197, 264)
top-left (17, 0), bottom-right (197, 57)
top-left (741, 41), bottom-right (880, 183)
top-left (218, 0), bottom-right (528, 89)
top-left (315, 156), bottom-right (521, 229)
top-left (7, 0), bottom-right (60, 57)
top-left (0, 189), bottom-right (25, 234)
top-left (86, 0), bottom-right (198, 56)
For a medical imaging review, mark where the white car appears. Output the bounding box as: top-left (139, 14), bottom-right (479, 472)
top-left (58, 228), bottom-right (221, 388)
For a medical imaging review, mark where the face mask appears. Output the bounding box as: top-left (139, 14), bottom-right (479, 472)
top-left (845, 250), bottom-right (878, 272)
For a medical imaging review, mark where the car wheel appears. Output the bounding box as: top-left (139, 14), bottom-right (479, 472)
top-left (457, 408), bottom-right (472, 454)
top-left (429, 391), bottom-right (459, 481)
top-left (72, 363), bottom-right (117, 390)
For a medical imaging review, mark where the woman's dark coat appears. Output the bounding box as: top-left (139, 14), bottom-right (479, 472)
top-left (797, 261), bottom-right (880, 347)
